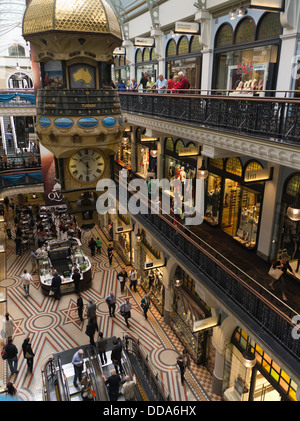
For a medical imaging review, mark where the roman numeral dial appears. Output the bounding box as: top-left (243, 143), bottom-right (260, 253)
top-left (68, 148), bottom-right (105, 183)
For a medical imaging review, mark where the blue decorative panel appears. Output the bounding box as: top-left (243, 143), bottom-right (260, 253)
top-left (118, 115), bottom-right (124, 125)
top-left (54, 117), bottom-right (74, 129)
top-left (102, 116), bottom-right (116, 127)
top-left (39, 116), bottom-right (51, 128)
top-left (78, 117), bottom-right (98, 128)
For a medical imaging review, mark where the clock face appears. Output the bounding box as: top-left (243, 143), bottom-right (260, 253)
top-left (68, 148), bottom-right (105, 183)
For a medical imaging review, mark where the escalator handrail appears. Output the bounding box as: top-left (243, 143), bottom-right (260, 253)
top-left (41, 357), bottom-right (56, 401)
top-left (57, 355), bottom-right (70, 401)
top-left (86, 347), bottom-right (104, 401)
top-left (119, 340), bottom-right (143, 401)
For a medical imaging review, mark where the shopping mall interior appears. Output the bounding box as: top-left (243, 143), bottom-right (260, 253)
top-left (0, 0), bottom-right (300, 404)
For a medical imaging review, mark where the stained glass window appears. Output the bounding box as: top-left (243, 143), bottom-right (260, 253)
top-left (225, 157), bottom-right (243, 176)
top-left (166, 39), bottom-right (177, 57)
top-left (209, 158), bottom-right (224, 170)
top-left (235, 17), bottom-right (256, 44)
top-left (178, 36), bottom-right (189, 55)
top-left (190, 35), bottom-right (201, 52)
top-left (165, 137), bottom-right (174, 152)
top-left (143, 48), bottom-right (150, 62)
top-left (136, 49), bottom-right (142, 63)
top-left (257, 12), bottom-right (282, 40)
top-left (286, 174), bottom-right (300, 197)
top-left (175, 139), bottom-right (184, 153)
top-left (215, 23), bottom-right (233, 48)
top-left (245, 161), bottom-right (263, 172)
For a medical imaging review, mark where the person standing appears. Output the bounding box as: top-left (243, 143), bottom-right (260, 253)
top-left (177, 349), bottom-right (190, 386)
top-left (21, 269), bottom-right (32, 297)
top-left (107, 243), bottom-right (114, 266)
top-left (128, 268), bottom-right (138, 292)
top-left (87, 299), bottom-right (98, 329)
top-left (150, 74), bottom-right (167, 93)
top-left (85, 318), bottom-right (97, 346)
top-left (76, 293), bottom-right (84, 322)
top-left (72, 349), bottom-right (84, 388)
top-left (141, 293), bottom-right (151, 320)
top-left (102, 369), bottom-right (121, 401)
top-left (96, 237), bottom-right (102, 255)
top-left (174, 71), bottom-right (190, 93)
top-left (111, 338), bottom-right (123, 375)
top-left (137, 71), bottom-right (148, 92)
top-left (167, 74), bottom-right (175, 92)
top-left (72, 268), bottom-right (81, 295)
top-left (51, 270), bottom-right (61, 300)
top-left (117, 268), bottom-right (128, 294)
top-left (2, 313), bottom-right (14, 341)
top-left (22, 337), bottom-right (35, 374)
top-left (15, 235), bottom-right (22, 257)
top-left (5, 338), bottom-right (19, 376)
top-left (96, 332), bottom-right (108, 365)
top-left (88, 237), bottom-right (96, 256)
top-left (121, 375), bottom-right (137, 401)
top-left (120, 297), bottom-right (132, 328)
top-left (129, 78), bottom-right (138, 91)
top-left (105, 291), bottom-right (116, 317)
top-left (269, 253), bottom-right (296, 302)
top-left (81, 375), bottom-right (94, 401)
top-left (30, 249), bottom-right (38, 275)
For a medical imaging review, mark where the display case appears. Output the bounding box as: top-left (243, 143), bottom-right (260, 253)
top-left (223, 343), bottom-right (250, 401)
top-left (204, 173), bottom-right (222, 226)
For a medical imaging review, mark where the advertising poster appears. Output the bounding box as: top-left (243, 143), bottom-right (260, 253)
top-left (40, 144), bottom-right (63, 206)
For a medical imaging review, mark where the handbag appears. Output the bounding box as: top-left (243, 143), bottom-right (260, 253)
top-left (49, 289), bottom-right (54, 296)
top-left (268, 266), bottom-right (282, 280)
top-left (25, 351), bottom-right (34, 359)
top-left (1, 346), bottom-right (7, 360)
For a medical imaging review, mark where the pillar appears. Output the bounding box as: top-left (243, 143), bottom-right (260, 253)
top-left (150, 27), bottom-right (165, 76)
top-left (123, 39), bottom-right (135, 81)
top-left (195, 9), bottom-right (213, 93)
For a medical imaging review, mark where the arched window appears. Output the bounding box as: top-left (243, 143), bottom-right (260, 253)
top-left (215, 23), bottom-right (233, 48)
top-left (257, 12), bottom-right (282, 40)
top-left (190, 36), bottom-right (201, 53)
top-left (177, 36), bottom-right (189, 55)
top-left (244, 160), bottom-right (263, 172)
top-left (151, 48), bottom-right (158, 60)
top-left (209, 158), bottom-right (224, 170)
top-left (286, 174), bottom-right (300, 197)
top-left (235, 17), bottom-right (256, 44)
top-left (166, 39), bottom-right (177, 57)
top-left (8, 43), bottom-right (25, 57)
top-left (136, 49), bottom-right (142, 63)
top-left (175, 139), bottom-right (185, 153)
top-left (143, 48), bottom-right (150, 62)
top-left (8, 72), bottom-right (33, 89)
top-left (225, 157), bottom-right (243, 177)
top-left (165, 137), bottom-right (174, 153)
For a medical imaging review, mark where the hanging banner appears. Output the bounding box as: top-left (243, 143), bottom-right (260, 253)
top-left (40, 144), bottom-right (63, 206)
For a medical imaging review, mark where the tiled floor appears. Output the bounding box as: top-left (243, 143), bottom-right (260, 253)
top-left (1, 223), bottom-right (221, 402)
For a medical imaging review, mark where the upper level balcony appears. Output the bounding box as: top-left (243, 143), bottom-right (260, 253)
top-left (0, 89), bottom-right (36, 117)
top-left (119, 90), bottom-right (300, 148)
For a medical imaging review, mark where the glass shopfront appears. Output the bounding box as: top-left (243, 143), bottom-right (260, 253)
top-left (165, 35), bottom-right (202, 90)
top-left (115, 215), bottom-right (132, 265)
top-left (135, 48), bottom-right (158, 90)
top-left (116, 134), bottom-right (132, 168)
top-left (113, 55), bottom-right (130, 88)
top-left (205, 158), bottom-right (264, 249)
top-left (213, 13), bottom-right (282, 95)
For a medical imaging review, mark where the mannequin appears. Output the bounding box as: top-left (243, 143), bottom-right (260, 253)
top-left (180, 166), bottom-right (186, 184)
top-left (244, 80), bottom-right (251, 91)
top-left (141, 148), bottom-right (148, 176)
top-left (169, 161), bottom-right (175, 179)
top-left (235, 81), bottom-right (244, 93)
top-left (251, 79), bottom-right (257, 91)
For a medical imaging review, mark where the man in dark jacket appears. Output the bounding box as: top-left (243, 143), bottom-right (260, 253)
top-left (96, 332), bottom-right (108, 365)
top-left (51, 270), bottom-right (61, 300)
top-left (117, 268), bottom-right (128, 294)
top-left (72, 268), bottom-right (81, 295)
top-left (102, 369), bottom-right (121, 401)
top-left (111, 338), bottom-right (123, 375)
top-left (5, 338), bottom-right (18, 375)
top-left (85, 318), bottom-right (97, 346)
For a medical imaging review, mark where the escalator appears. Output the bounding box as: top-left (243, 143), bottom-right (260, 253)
top-left (41, 336), bottom-right (170, 401)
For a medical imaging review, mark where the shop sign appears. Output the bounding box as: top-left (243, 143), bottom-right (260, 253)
top-left (244, 167), bottom-right (273, 182)
top-left (115, 225), bottom-right (133, 234)
top-left (174, 21), bottom-right (200, 35)
top-left (250, 0), bottom-right (285, 12)
top-left (236, 61), bottom-right (254, 75)
top-left (144, 258), bottom-right (165, 270)
top-left (178, 146), bottom-right (199, 157)
top-left (134, 37), bottom-right (155, 47)
top-left (113, 47), bottom-right (126, 55)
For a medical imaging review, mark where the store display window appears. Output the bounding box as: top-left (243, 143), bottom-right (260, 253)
top-left (116, 230), bottom-right (131, 265)
top-left (213, 13), bottom-right (282, 94)
top-left (135, 47), bottom-right (158, 91)
top-left (117, 135), bottom-right (132, 168)
top-left (204, 173), bottom-right (222, 225)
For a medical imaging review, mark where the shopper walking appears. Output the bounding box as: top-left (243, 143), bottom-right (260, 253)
top-left (2, 313), bottom-right (14, 341)
top-left (128, 268), bottom-right (138, 292)
top-left (5, 338), bottom-right (19, 376)
top-left (107, 243), bottom-right (114, 266)
top-left (269, 253), bottom-right (296, 302)
top-left (85, 318), bottom-right (97, 346)
top-left (22, 337), bottom-right (35, 374)
top-left (76, 293), bottom-right (84, 322)
top-left (51, 270), bottom-right (61, 300)
top-left (96, 332), bottom-right (108, 365)
top-left (120, 297), bottom-right (132, 328)
top-left (86, 299), bottom-right (98, 328)
top-left (102, 369), bottom-right (121, 401)
top-left (121, 375), bottom-right (137, 401)
top-left (105, 291), bottom-right (116, 317)
top-left (177, 349), bottom-right (190, 386)
top-left (72, 349), bottom-right (84, 388)
top-left (96, 237), bottom-right (102, 255)
top-left (141, 293), bottom-right (151, 320)
top-left (88, 237), bottom-right (96, 256)
top-left (21, 269), bottom-right (32, 297)
top-left (111, 338), bottom-right (123, 375)
top-left (117, 268), bottom-right (128, 294)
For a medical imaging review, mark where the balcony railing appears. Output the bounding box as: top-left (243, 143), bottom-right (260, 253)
top-left (114, 171), bottom-right (300, 378)
top-left (119, 91), bottom-right (300, 146)
top-left (0, 89), bottom-right (36, 107)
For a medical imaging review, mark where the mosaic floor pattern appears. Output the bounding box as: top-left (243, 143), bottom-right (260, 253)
top-left (1, 225), bottom-right (221, 402)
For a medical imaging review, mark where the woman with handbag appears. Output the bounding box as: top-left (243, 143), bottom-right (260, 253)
top-left (22, 337), bottom-right (35, 373)
top-left (269, 253), bottom-right (296, 302)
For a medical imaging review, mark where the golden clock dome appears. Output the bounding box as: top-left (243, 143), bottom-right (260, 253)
top-left (22, 0), bottom-right (122, 40)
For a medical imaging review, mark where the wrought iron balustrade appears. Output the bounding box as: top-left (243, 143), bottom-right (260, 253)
top-left (119, 92), bottom-right (300, 146)
top-left (114, 173), bottom-right (300, 377)
top-left (0, 89), bottom-right (36, 107)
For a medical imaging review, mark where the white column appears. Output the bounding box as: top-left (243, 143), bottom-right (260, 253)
top-left (195, 9), bottom-right (213, 93)
top-left (150, 27), bottom-right (165, 77)
top-left (257, 163), bottom-right (282, 261)
top-left (276, 33), bottom-right (298, 96)
top-left (123, 39), bottom-right (135, 81)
